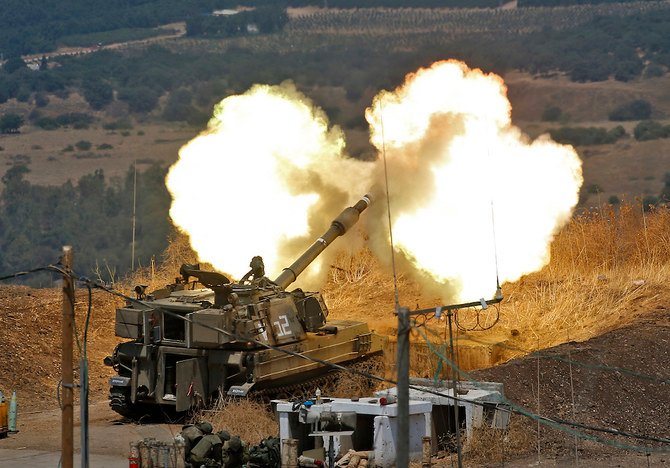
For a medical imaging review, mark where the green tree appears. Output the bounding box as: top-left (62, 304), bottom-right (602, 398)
top-left (634, 120), bottom-right (670, 141)
top-left (2, 56), bottom-right (27, 74)
top-left (118, 86), bottom-right (161, 113)
top-left (162, 88), bottom-right (197, 122)
top-left (82, 78), bottom-right (113, 110)
top-left (609, 100), bottom-right (652, 121)
top-left (0, 113), bottom-right (24, 133)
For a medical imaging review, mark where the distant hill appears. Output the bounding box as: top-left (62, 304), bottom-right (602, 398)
top-left (0, 0), bottom-right (227, 56)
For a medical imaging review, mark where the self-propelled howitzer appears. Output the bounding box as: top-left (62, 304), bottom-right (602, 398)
top-left (105, 195), bottom-right (383, 417)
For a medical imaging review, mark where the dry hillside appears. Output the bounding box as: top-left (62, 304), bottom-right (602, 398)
top-left (1, 202), bottom-right (669, 463)
top-left (2, 73), bottom-right (670, 206)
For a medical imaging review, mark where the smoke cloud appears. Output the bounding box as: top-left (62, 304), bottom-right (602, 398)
top-left (166, 60), bottom-right (582, 302)
top-left (365, 60), bottom-right (582, 301)
top-left (166, 81), bottom-right (371, 287)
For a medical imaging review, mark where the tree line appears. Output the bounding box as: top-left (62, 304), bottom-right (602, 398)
top-left (518, 0), bottom-right (655, 6)
top-left (0, 164), bottom-right (172, 286)
top-left (0, 0), bottom-right (228, 56)
top-left (186, 6), bottom-right (289, 38)
top-left (226, 0), bottom-right (501, 7)
top-left (0, 2), bottom-right (668, 131)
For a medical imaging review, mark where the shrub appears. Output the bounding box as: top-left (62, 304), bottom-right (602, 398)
top-left (97, 143), bottom-right (113, 150)
top-left (608, 195), bottom-right (620, 205)
top-left (643, 195), bottom-right (659, 211)
top-left (609, 99), bottom-right (652, 121)
top-left (34, 92), bottom-right (50, 108)
top-left (36, 117), bottom-right (60, 130)
top-left (56, 112), bottom-right (94, 129)
top-left (74, 140), bottom-right (92, 151)
top-left (16, 88), bottom-right (31, 103)
top-left (587, 184), bottom-right (603, 194)
top-left (118, 86), bottom-right (161, 113)
top-left (103, 118), bottom-right (133, 130)
top-left (62, 145), bottom-right (75, 152)
top-left (548, 126), bottom-right (625, 146)
top-left (541, 106), bottom-right (562, 122)
top-left (82, 79), bottom-right (113, 110)
top-left (643, 64), bottom-right (665, 79)
top-left (633, 120), bottom-right (670, 141)
top-left (8, 154), bottom-right (31, 165)
top-left (0, 113), bottom-right (24, 133)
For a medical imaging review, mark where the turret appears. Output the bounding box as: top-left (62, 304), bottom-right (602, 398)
top-left (273, 194), bottom-right (371, 290)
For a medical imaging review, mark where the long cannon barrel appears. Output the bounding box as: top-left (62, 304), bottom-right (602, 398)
top-left (273, 194), bottom-right (371, 290)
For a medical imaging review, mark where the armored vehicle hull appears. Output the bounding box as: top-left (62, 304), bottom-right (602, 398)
top-left (105, 196), bottom-right (385, 417)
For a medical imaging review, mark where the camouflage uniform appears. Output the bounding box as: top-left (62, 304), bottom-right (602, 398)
top-left (221, 436), bottom-right (248, 468)
top-left (189, 434), bottom-right (223, 467)
top-left (247, 437), bottom-right (281, 468)
top-left (181, 421), bottom-right (213, 463)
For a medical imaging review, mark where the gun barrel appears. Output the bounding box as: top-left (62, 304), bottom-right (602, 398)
top-left (273, 195), bottom-right (371, 290)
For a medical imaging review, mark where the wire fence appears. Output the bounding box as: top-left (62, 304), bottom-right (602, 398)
top-left (1, 261), bottom-right (669, 460)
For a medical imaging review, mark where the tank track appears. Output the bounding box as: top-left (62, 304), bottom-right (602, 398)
top-left (250, 354), bottom-right (385, 401)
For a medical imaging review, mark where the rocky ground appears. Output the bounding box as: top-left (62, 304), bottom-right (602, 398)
top-left (474, 307), bottom-right (670, 464)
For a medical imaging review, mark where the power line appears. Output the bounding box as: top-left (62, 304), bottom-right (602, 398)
top-left (414, 326), bottom-right (670, 452)
top-left (450, 328), bottom-right (670, 385)
top-left (82, 276), bottom-right (670, 452)
top-left (3, 264), bottom-right (669, 454)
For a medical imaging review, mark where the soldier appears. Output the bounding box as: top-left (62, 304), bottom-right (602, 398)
top-left (189, 432), bottom-right (224, 467)
top-left (181, 421), bottom-right (213, 462)
top-left (221, 435), bottom-right (248, 468)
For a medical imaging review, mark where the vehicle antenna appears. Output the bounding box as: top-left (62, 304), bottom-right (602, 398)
top-left (379, 99), bottom-right (400, 310)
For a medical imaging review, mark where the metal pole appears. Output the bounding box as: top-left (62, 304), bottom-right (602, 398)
top-left (448, 310), bottom-right (463, 468)
top-left (80, 356), bottom-right (89, 468)
top-left (397, 306), bottom-right (410, 468)
top-left (61, 246), bottom-right (74, 468)
top-left (131, 161), bottom-right (137, 270)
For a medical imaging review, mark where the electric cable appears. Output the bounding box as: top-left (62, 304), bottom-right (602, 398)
top-left (414, 325), bottom-right (670, 451)
top-left (413, 309), bottom-right (670, 385)
top-left (0, 265), bottom-right (58, 282)
top-left (453, 329), bottom-right (670, 385)
top-left (4, 264), bottom-right (667, 453)
top-left (80, 275), bottom-right (669, 453)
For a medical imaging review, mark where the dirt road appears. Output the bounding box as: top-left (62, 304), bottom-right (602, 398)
top-left (0, 400), bottom-right (181, 466)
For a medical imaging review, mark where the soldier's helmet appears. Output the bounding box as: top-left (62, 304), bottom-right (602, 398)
top-left (227, 436), bottom-right (242, 452)
top-left (196, 421), bottom-right (213, 434)
top-left (217, 430), bottom-right (231, 441)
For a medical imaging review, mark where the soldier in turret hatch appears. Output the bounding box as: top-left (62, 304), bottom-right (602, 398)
top-left (240, 256), bottom-right (265, 284)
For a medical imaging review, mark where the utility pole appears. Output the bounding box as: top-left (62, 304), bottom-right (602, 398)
top-left (397, 306), bottom-right (410, 468)
top-left (448, 310), bottom-right (463, 468)
top-left (61, 246), bottom-right (74, 468)
top-left (131, 161), bottom-right (137, 270)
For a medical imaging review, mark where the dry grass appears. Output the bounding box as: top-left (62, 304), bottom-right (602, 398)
top-left (322, 202), bottom-right (670, 373)
top-left (124, 201), bottom-right (670, 447)
top-left (463, 415), bottom-right (534, 465)
top-left (131, 201), bottom-right (670, 377)
top-left (493, 202), bottom-right (670, 352)
top-left (192, 396), bottom-right (278, 445)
